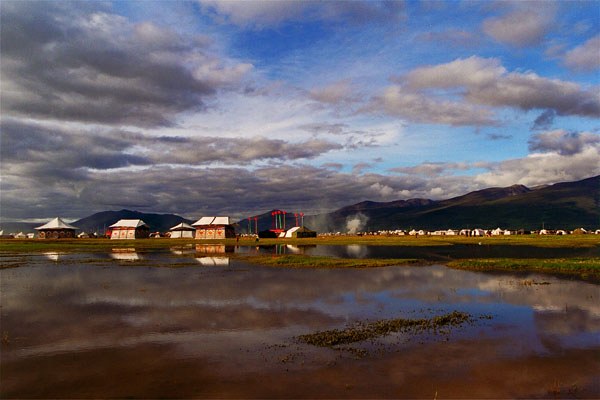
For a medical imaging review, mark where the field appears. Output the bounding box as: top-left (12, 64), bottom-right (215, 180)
top-left (1, 233), bottom-right (599, 252)
top-left (2, 234), bottom-right (598, 280)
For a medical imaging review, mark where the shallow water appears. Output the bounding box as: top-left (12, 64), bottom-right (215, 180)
top-left (1, 248), bottom-right (599, 398)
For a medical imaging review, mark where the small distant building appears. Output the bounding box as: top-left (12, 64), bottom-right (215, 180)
top-left (169, 222), bottom-right (196, 238)
top-left (192, 216), bottom-right (236, 239)
top-left (109, 219), bottom-right (150, 239)
top-left (35, 217), bottom-right (78, 239)
top-left (282, 226), bottom-right (317, 238)
top-left (471, 228), bottom-right (486, 236)
top-left (446, 229), bottom-right (457, 236)
top-left (491, 228), bottom-right (504, 236)
top-left (572, 228), bottom-right (588, 235)
top-left (556, 230), bottom-right (568, 235)
top-left (459, 229), bottom-right (470, 236)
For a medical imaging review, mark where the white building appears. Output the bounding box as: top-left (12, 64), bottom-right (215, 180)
top-left (109, 219), bottom-right (150, 239)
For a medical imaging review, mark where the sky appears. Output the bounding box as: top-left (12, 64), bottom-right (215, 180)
top-left (1, 0), bottom-right (599, 222)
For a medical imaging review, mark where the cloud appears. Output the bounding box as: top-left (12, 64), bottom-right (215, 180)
top-left (390, 162), bottom-right (470, 178)
top-left (352, 162), bottom-right (372, 175)
top-left (563, 35), bottom-right (600, 72)
top-left (399, 56), bottom-right (600, 119)
top-left (299, 122), bottom-right (350, 135)
top-left (474, 146), bottom-right (600, 187)
top-left (482, 8), bottom-right (554, 47)
top-left (0, 120), bottom-right (343, 170)
top-left (528, 129), bottom-right (600, 156)
top-left (0, 2), bottom-right (252, 127)
top-left (415, 28), bottom-right (481, 48)
top-left (309, 79), bottom-right (359, 105)
top-left (487, 133), bottom-right (512, 140)
top-left (531, 109), bottom-right (556, 131)
top-left (3, 142), bottom-right (599, 221)
top-left (197, 0), bottom-right (404, 29)
top-left (371, 86), bottom-right (498, 127)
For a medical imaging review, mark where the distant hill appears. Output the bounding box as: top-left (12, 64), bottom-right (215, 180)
top-left (3, 176), bottom-right (598, 235)
top-left (74, 209), bottom-right (193, 234)
top-left (303, 175), bottom-right (599, 232)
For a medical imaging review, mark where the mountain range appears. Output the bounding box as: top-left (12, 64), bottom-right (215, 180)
top-left (302, 175), bottom-right (599, 232)
top-left (2, 176), bottom-right (598, 234)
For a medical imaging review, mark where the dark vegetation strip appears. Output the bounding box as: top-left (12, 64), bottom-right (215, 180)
top-left (447, 258), bottom-right (600, 281)
top-left (237, 254), bottom-right (422, 269)
top-left (297, 311), bottom-right (475, 347)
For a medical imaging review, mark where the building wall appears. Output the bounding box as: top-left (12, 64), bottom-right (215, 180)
top-left (110, 227), bottom-right (149, 239)
top-left (195, 226), bottom-right (235, 239)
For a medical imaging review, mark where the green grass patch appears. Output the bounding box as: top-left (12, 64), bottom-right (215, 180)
top-left (448, 257), bottom-right (600, 281)
top-left (237, 254), bottom-right (421, 269)
top-left (297, 311), bottom-right (475, 347)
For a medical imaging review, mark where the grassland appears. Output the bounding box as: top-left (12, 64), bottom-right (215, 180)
top-left (233, 254), bottom-right (421, 269)
top-left (1, 234), bottom-right (598, 253)
top-left (448, 257), bottom-right (600, 280)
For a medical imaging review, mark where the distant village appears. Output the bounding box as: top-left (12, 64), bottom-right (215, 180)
top-left (1, 214), bottom-right (599, 239)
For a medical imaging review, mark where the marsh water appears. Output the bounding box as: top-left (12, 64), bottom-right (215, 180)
top-left (1, 245), bottom-right (599, 398)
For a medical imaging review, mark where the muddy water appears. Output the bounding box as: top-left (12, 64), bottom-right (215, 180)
top-left (1, 249), bottom-right (599, 398)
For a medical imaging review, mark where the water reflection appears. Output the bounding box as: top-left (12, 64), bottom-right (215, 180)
top-left (109, 248), bottom-right (142, 261)
top-left (43, 252), bottom-right (63, 262)
top-left (196, 257), bottom-right (230, 266)
top-left (1, 251), bottom-right (599, 398)
top-left (195, 244), bottom-right (234, 254)
top-left (169, 245), bottom-right (195, 256)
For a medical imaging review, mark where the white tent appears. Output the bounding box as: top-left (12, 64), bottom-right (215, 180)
top-left (491, 228), bottom-right (504, 236)
top-left (109, 219), bottom-right (148, 228)
top-left (169, 222), bottom-right (195, 238)
top-left (35, 217), bottom-right (78, 230)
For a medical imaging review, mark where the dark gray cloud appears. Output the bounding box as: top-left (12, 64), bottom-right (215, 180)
top-left (528, 130), bottom-right (600, 156)
top-left (3, 148), bottom-right (599, 221)
top-left (0, 2), bottom-right (250, 127)
top-left (532, 110), bottom-right (556, 131)
top-left (0, 120), bottom-right (342, 170)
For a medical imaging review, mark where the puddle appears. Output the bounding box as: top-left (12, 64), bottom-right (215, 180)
top-left (1, 249), bottom-right (598, 398)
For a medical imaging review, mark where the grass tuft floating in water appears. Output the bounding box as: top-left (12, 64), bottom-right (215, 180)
top-left (297, 311), bottom-right (474, 347)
